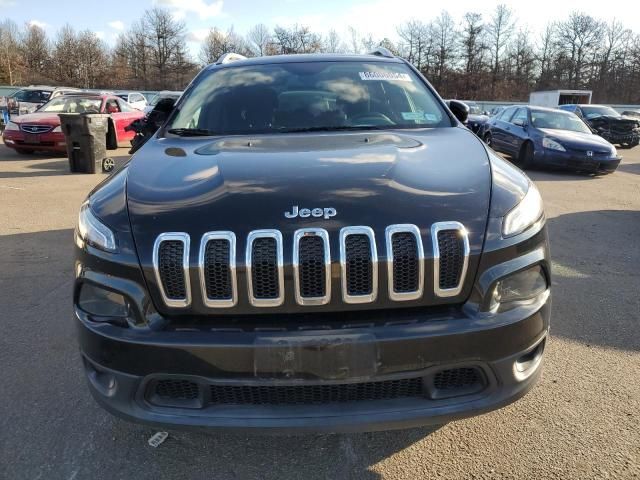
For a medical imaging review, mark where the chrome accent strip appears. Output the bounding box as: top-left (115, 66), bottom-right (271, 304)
top-left (246, 229), bottom-right (284, 307)
top-left (339, 226), bottom-right (378, 304)
top-left (152, 232), bottom-right (191, 308)
top-left (385, 224), bottom-right (424, 301)
top-left (293, 228), bottom-right (331, 306)
top-left (431, 222), bottom-right (470, 298)
top-left (20, 124), bottom-right (53, 134)
top-left (198, 231), bottom-right (237, 308)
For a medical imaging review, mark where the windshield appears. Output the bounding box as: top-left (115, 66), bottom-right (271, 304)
top-left (13, 89), bottom-right (51, 103)
top-left (168, 61), bottom-right (450, 135)
top-left (581, 106), bottom-right (619, 119)
top-left (468, 105), bottom-right (482, 115)
top-left (39, 97), bottom-right (102, 113)
top-left (531, 110), bottom-right (592, 134)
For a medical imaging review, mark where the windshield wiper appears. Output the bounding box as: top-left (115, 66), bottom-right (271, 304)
top-left (167, 128), bottom-right (216, 137)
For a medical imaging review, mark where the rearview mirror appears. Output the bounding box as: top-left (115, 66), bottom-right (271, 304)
top-left (447, 100), bottom-right (469, 124)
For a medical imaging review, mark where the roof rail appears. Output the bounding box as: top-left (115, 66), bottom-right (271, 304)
top-left (216, 53), bottom-right (248, 65)
top-left (369, 47), bottom-right (394, 58)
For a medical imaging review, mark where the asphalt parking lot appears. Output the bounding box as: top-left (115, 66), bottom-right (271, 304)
top-left (0, 140), bottom-right (638, 480)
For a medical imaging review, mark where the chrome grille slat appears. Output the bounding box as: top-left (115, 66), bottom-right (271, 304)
top-left (246, 230), bottom-right (284, 307)
top-left (385, 224), bottom-right (424, 301)
top-left (293, 229), bottom-right (331, 306)
top-left (199, 232), bottom-right (237, 308)
top-left (431, 222), bottom-right (470, 297)
top-left (153, 232), bottom-right (191, 308)
top-left (152, 222), bottom-right (469, 308)
top-left (20, 124), bottom-right (53, 134)
top-left (340, 226), bottom-right (378, 304)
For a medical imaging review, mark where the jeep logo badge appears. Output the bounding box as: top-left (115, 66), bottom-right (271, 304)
top-left (284, 205), bottom-right (337, 220)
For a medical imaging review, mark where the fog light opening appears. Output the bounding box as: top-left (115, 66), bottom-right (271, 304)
top-left (513, 338), bottom-right (546, 381)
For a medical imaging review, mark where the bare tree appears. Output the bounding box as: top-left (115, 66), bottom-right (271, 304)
top-left (323, 29), bottom-right (345, 53)
top-left (248, 24), bottom-right (270, 56)
top-left (556, 12), bottom-right (604, 87)
top-left (0, 20), bottom-right (23, 85)
top-left (487, 4), bottom-right (515, 95)
top-left (272, 25), bottom-right (322, 54)
top-left (432, 11), bottom-right (457, 88)
top-left (144, 7), bottom-right (187, 88)
top-left (199, 27), bottom-right (250, 65)
top-left (20, 24), bottom-right (50, 83)
top-left (76, 30), bottom-right (109, 88)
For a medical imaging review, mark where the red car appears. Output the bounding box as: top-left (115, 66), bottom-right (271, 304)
top-left (2, 94), bottom-right (145, 154)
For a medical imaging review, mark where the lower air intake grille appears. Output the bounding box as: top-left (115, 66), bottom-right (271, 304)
top-left (158, 240), bottom-right (186, 300)
top-left (391, 232), bottom-right (419, 293)
top-left (437, 230), bottom-right (464, 290)
top-left (251, 237), bottom-right (279, 299)
top-left (208, 378), bottom-right (424, 405)
top-left (203, 239), bottom-right (232, 300)
top-left (155, 379), bottom-right (200, 400)
top-left (433, 368), bottom-right (481, 391)
top-left (345, 234), bottom-right (373, 296)
top-left (298, 235), bottom-right (326, 298)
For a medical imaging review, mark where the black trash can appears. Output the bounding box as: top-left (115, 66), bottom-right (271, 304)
top-left (59, 113), bottom-right (110, 173)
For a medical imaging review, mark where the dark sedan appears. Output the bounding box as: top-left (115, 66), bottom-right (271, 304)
top-left (559, 104), bottom-right (640, 148)
top-left (486, 106), bottom-right (621, 174)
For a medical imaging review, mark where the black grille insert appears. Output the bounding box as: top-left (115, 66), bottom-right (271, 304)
top-left (251, 237), bottom-right (279, 299)
top-left (203, 239), bottom-right (232, 300)
top-left (298, 235), bottom-right (326, 298)
top-left (158, 240), bottom-right (186, 300)
top-left (437, 230), bottom-right (464, 290)
top-left (430, 367), bottom-right (484, 399)
top-left (155, 379), bottom-right (200, 400)
top-left (208, 378), bottom-right (424, 405)
top-left (391, 232), bottom-right (419, 293)
top-left (345, 234), bottom-right (373, 296)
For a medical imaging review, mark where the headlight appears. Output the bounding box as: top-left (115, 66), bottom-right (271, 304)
top-left (542, 137), bottom-right (566, 151)
top-left (502, 183), bottom-right (544, 237)
top-left (611, 146), bottom-right (618, 157)
top-left (77, 202), bottom-right (117, 252)
top-left (52, 126), bottom-right (62, 133)
top-left (4, 121), bottom-right (19, 131)
top-left (489, 266), bottom-right (547, 311)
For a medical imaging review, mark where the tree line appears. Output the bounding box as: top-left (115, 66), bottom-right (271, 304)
top-left (1, 5), bottom-right (639, 103)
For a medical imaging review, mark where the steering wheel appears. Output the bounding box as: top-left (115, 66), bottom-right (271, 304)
top-left (350, 112), bottom-right (395, 126)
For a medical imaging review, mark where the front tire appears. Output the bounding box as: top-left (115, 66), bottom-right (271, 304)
top-left (518, 142), bottom-right (534, 169)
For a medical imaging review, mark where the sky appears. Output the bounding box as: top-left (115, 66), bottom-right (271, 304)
top-left (1, 0), bottom-right (639, 54)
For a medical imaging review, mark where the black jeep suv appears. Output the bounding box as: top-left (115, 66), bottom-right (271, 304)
top-left (74, 50), bottom-right (551, 433)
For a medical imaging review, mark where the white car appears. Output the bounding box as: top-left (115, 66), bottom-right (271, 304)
top-left (143, 91), bottom-right (182, 114)
top-left (115, 91), bottom-right (148, 111)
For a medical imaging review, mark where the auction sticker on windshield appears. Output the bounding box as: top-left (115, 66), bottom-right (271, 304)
top-left (359, 72), bottom-right (412, 82)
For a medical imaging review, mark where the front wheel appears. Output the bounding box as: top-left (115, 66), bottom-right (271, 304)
top-left (102, 157), bottom-right (115, 172)
top-left (518, 142), bottom-right (534, 169)
top-left (484, 133), bottom-right (493, 147)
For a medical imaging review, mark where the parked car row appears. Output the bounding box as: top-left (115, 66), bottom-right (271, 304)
top-left (2, 93), bottom-right (145, 155)
top-left (452, 100), bottom-right (638, 174)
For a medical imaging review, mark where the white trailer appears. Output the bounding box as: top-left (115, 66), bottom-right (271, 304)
top-left (529, 90), bottom-right (592, 108)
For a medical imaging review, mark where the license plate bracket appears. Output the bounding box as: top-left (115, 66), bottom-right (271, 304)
top-left (254, 333), bottom-right (378, 380)
top-left (23, 133), bottom-right (41, 144)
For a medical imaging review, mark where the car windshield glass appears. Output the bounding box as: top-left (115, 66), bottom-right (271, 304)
top-left (581, 106), bottom-right (619, 119)
top-left (468, 105), bottom-right (482, 114)
top-left (531, 110), bottom-right (592, 134)
top-left (39, 97), bottom-right (102, 113)
top-left (13, 89), bottom-right (51, 103)
top-left (168, 61), bottom-right (450, 135)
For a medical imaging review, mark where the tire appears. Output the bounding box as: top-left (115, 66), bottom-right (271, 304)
top-left (484, 133), bottom-right (493, 147)
top-left (518, 142), bottom-right (534, 169)
top-left (15, 148), bottom-right (35, 155)
top-left (106, 122), bottom-right (118, 150)
top-left (102, 157), bottom-right (115, 172)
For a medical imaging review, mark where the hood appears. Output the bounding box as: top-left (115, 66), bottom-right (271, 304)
top-left (126, 128), bottom-right (492, 314)
top-left (589, 115), bottom-right (639, 129)
top-left (539, 128), bottom-right (614, 152)
top-left (11, 112), bottom-right (62, 126)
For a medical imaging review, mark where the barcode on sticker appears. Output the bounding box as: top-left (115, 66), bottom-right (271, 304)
top-left (359, 72), bottom-right (412, 82)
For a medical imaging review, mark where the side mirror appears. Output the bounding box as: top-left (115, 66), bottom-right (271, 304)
top-left (447, 100), bottom-right (469, 124)
top-left (513, 118), bottom-right (526, 128)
